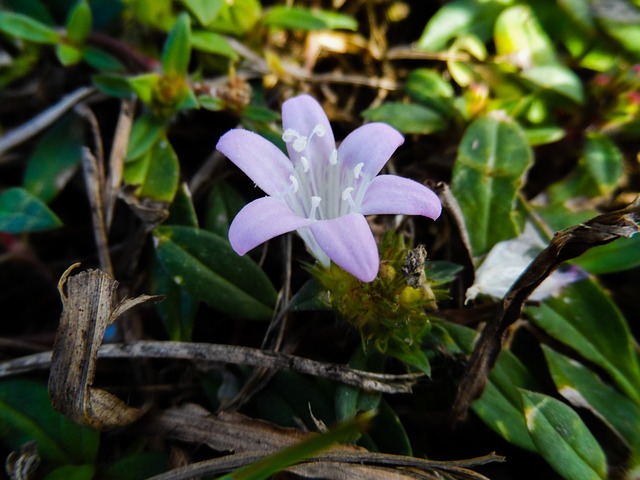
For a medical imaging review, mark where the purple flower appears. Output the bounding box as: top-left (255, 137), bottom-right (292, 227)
top-left (216, 94), bottom-right (442, 282)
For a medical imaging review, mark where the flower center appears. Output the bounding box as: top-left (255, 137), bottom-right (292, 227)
top-left (283, 124), bottom-right (367, 221)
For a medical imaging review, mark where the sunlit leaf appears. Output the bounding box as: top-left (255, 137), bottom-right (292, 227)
top-left (126, 73), bottom-right (160, 106)
top-left (161, 12), bottom-right (191, 76)
top-left (125, 139), bottom-right (179, 203)
top-left (405, 68), bottom-right (455, 117)
top-left (521, 65), bottom-right (585, 104)
top-left (0, 11), bottom-right (60, 43)
top-left (582, 132), bottom-right (623, 196)
top-left (153, 226), bottom-right (277, 320)
top-left (543, 346), bottom-right (640, 447)
top-left (361, 102), bottom-right (447, 134)
top-left (524, 126), bottom-right (565, 146)
top-left (56, 43), bottom-right (83, 66)
top-left (180, 0), bottom-right (224, 26)
top-left (450, 114), bottom-right (533, 257)
top-left (0, 188), bottom-right (62, 233)
top-left (191, 30), bottom-right (238, 59)
top-left (263, 6), bottom-right (357, 31)
top-left (494, 5), bottom-right (557, 67)
top-left (126, 112), bottom-right (166, 161)
top-left (208, 0), bottom-right (261, 35)
top-left (23, 114), bottom-right (84, 203)
top-left (527, 279), bottom-right (640, 404)
top-left (575, 234), bottom-right (640, 274)
top-left (521, 390), bottom-right (607, 480)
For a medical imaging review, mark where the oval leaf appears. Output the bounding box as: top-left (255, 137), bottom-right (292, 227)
top-left (161, 13), bottom-right (191, 76)
top-left (521, 390), bottom-right (607, 480)
top-left (66, 0), bottom-right (92, 44)
top-left (180, 0), bottom-right (224, 26)
top-left (361, 102), bottom-right (447, 134)
top-left (0, 187), bottom-right (62, 233)
top-left (450, 114), bottom-right (533, 257)
top-left (0, 11), bottom-right (60, 44)
top-left (191, 30), bottom-right (238, 59)
top-left (153, 225), bottom-right (277, 320)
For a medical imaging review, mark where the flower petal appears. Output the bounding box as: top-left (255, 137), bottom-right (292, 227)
top-left (338, 123), bottom-right (404, 178)
top-left (282, 95), bottom-right (336, 166)
top-left (360, 175), bottom-right (442, 219)
top-left (310, 213), bottom-right (379, 282)
top-left (217, 129), bottom-right (293, 197)
top-left (229, 196), bottom-right (309, 255)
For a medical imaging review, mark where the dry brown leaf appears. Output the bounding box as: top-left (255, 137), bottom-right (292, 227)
top-left (48, 263), bottom-right (160, 430)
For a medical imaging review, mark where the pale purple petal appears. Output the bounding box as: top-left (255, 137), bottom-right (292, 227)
top-left (310, 213), bottom-right (379, 282)
top-left (282, 95), bottom-right (336, 166)
top-left (360, 175), bottom-right (442, 219)
top-left (338, 123), bottom-right (404, 178)
top-left (297, 226), bottom-right (330, 267)
top-left (229, 196), bottom-right (309, 255)
top-left (217, 129), bottom-right (293, 197)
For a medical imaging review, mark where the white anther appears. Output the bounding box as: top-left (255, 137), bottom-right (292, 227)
top-left (309, 196), bottom-right (322, 220)
top-left (289, 175), bottom-right (299, 193)
top-left (293, 136), bottom-right (307, 152)
top-left (341, 187), bottom-right (354, 201)
top-left (282, 128), bottom-right (298, 142)
top-left (329, 149), bottom-right (338, 165)
top-left (311, 124), bottom-right (326, 137)
top-left (300, 156), bottom-right (310, 172)
top-left (283, 128), bottom-right (308, 152)
top-left (353, 162), bottom-right (364, 179)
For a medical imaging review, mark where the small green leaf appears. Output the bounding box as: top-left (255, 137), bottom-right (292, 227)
top-left (521, 390), bottom-right (607, 480)
top-left (198, 95), bottom-right (224, 111)
top-left (527, 279), bottom-right (640, 404)
top-left (126, 139), bottom-right (179, 203)
top-left (0, 11), bottom-right (60, 44)
top-left (417, 0), bottom-right (508, 51)
top-left (362, 102), bottom-right (447, 134)
top-left (218, 411), bottom-right (374, 480)
top-left (0, 187), bottom-right (62, 233)
top-left (44, 465), bottom-right (95, 480)
top-left (126, 72), bottom-right (160, 106)
top-left (575, 234), bottom-right (640, 274)
top-left (83, 47), bottom-right (124, 71)
top-left (191, 30), bottom-right (238, 59)
top-left (521, 65), bottom-right (585, 104)
top-left (167, 183), bottom-right (198, 228)
top-left (56, 43), bottom-right (83, 66)
top-left (208, 0), bottom-right (262, 34)
top-left (543, 346), bottom-right (640, 447)
top-left (263, 6), bottom-right (357, 31)
top-left (582, 132), bottom-right (623, 196)
top-left (153, 226), bottom-right (277, 320)
top-left (494, 5), bottom-right (557, 66)
top-left (405, 68), bottom-right (455, 116)
top-left (92, 74), bottom-right (136, 98)
top-left (23, 114), bottom-right (84, 203)
top-left (161, 13), bottom-right (191, 76)
top-left (450, 114), bottom-right (533, 257)
top-left (65, 0), bottom-right (92, 45)
top-left (0, 379), bottom-right (99, 465)
top-left (179, 0), bottom-right (224, 26)
top-left (524, 126), bottom-right (565, 146)
top-left (126, 112), bottom-right (166, 161)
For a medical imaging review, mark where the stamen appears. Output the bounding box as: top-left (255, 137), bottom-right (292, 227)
top-left (341, 187), bottom-right (357, 210)
top-left (282, 128), bottom-right (307, 152)
top-left (300, 156), bottom-right (310, 173)
top-left (353, 162), bottom-right (364, 179)
top-left (311, 124), bottom-right (326, 137)
top-left (289, 175), bottom-right (299, 193)
top-left (293, 136), bottom-right (307, 152)
top-left (309, 196), bottom-right (322, 220)
top-left (282, 129), bottom-right (298, 142)
top-left (329, 149), bottom-right (338, 165)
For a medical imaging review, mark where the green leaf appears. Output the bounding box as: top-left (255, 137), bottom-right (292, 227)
top-left (167, 183), bottom-right (198, 228)
top-left (521, 390), bottom-right (607, 480)
top-left (56, 43), bottom-right (83, 66)
top-left (361, 102), bottom-right (447, 135)
top-left (65, 1), bottom-right (92, 45)
top-left (44, 465), bottom-right (95, 480)
top-left (218, 412), bottom-right (373, 480)
top-left (416, 0), bottom-right (509, 51)
top-left (23, 114), bottom-right (84, 203)
top-left (191, 30), bottom-right (238, 59)
top-left (263, 6), bottom-right (357, 31)
top-left (126, 112), bottom-right (166, 161)
top-left (450, 114), bottom-right (533, 257)
top-left (527, 279), bottom-right (640, 404)
top-left (524, 126), bottom-right (565, 146)
top-left (575, 234), bottom-right (640, 274)
top-left (83, 46), bottom-right (124, 71)
top-left (582, 132), bottom-right (623, 196)
top-left (153, 226), bottom-right (277, 320)
top-left (440, 321), bottom-right (538, 451)
top-left (543, 346), bottom-right (640, 447)
top-left (203, 182), bottom-right (245, 237)
top-left (208, 0), bottom-right (261, 35)
top-left (521, 65), bottom-right (585, 104)
top-left (335, 347), bottom-right (383, 422)
top-left (0, 187), bottom-right (62, 233)
top-left (405, 68), bottom-right (455, 117)
top-left (0, 379), bottom-right (99, 465)
top-left (125, 139), bottom-right (179, 203)
top-left (161, 12), bottom-right (191, 76)
top-left (494, 5), bottom-right (557, 67)
top-left (0, 11), bottom-right (60, 44)
top-left (126, 73), bottom-right (161, 106)
top-left (179, 0), bottom-right (224, 26)
top-left (101, 452), bottom-right (168, 480)
top-left (92, 74), bottom-right (135, 98)
top-left (593, 0), bottom-right (640, 56)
